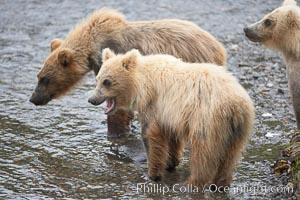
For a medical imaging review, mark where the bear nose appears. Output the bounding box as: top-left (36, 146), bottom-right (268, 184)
top-left (29, 95), bottom-right (36, 105)
top-left (243, 27), bottom-right (250, 34)
top-left (29, 93), bottom-right (39, 105)
top-left (88, 97), bottom-right (97, 105)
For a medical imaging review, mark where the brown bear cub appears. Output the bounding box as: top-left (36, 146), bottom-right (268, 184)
top-left (244, 0), bottom-right (300, 129)
top-left (89, 48), bottom-right (254, 187)
top-left (29, 9), bottom-right (227, 137)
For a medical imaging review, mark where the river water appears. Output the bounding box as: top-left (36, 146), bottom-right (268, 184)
top-left (0, 0), bottom-right (296, 199)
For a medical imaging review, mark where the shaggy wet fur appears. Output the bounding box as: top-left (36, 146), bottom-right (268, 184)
top-left (90, 49), bottom-right (255, 187)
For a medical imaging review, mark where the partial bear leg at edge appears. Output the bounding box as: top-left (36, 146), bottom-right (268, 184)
top-left (107, 109), bottom-right (134, 138)
top-left (291, 95), bottom-right (300, 129)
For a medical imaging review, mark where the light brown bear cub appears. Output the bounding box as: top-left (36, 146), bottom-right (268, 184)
top-left (244, 0), bottom-right (300, 128)
top-left (89, 48), bottom-right (255, 187)
top-left (29, 9), bottom-right (227, 138)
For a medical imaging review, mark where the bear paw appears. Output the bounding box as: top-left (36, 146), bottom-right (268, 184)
top-left (166, 158), bottom-right (180, 172)
top-left (148, 169), bottom-right (162, 181)
top-left (148, 174), bottom-right (162, 182)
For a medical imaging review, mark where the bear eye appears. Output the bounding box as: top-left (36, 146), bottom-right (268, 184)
top-left (39, 77), bottom-right (50, 85)
top-left (102, 79), bottom-right (111, 87)
top-left (264, 19), bottom-right (272, 27)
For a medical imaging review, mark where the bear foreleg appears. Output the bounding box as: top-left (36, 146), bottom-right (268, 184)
top-left (106, 109), bottom-right (134, 138)
top-left (147, 121), bottom-right (168, 181)
top-left (166, 137), bottom-right (184, 172)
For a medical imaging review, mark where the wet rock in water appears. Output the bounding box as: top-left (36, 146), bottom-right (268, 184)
top-left (238, 63), bottom-right (249, 68)
top-left (278, 88), bottom-right (285, 94)
top-left (266, 132), bottom-right (275, 138)
top-left (230, 44), bottom-right (239, 51)
top-left (267, 82), bottom-right (274, 88)
top-left (239, 75), bottom-right (247, 80)
top-left (253, 72), bottom-right (260, 79)
top-left (262, 113), bottom-right (273, 118)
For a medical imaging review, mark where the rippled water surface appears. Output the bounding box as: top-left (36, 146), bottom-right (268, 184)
top-left (0, 0), bottom-right (297, 199)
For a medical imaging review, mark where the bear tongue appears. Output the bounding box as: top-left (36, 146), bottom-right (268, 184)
top-left (105, 98), bottom-right (115, 114)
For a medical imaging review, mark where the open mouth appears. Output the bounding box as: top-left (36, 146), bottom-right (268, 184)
top-left (105, 97), bottom-right (116, 114)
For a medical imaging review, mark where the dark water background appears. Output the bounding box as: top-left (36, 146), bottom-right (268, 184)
top-left (0, 0), bottom-right (297, 199)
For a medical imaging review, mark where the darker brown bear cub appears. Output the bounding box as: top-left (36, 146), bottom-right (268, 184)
top-left (30, 9), bottom-right (227, 137)
top-left (89, 48), bottom-right (254, 187)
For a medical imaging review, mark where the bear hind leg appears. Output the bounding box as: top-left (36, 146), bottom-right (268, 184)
top-left (213, 148), bottom-right (236, 188)
top-left (214, 114), bottom-right (253, 187)
top-left (187, 137), bottom-right (219, 187)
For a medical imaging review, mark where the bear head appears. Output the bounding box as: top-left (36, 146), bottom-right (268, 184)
top-left (88, 48), bottom-right (140, 115)
top-left (244, 0), bottom-right (300, 53)
top-left (30, 39), bottom-right (87, 105)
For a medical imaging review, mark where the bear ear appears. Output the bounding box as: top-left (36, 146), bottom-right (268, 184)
top-left (122, 49), bottom-right (140, 70)
top-left (282, 0), bottom-right (297, 6)
top-left (102, 48), bottom-right (116, 62)
top-left (50, 38), bottom-right (63, 52)
top-left (57, 48), bottom-right (74, 67)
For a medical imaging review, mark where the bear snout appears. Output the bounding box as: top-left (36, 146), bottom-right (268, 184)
top-left (29, 92), bottom-right (51, 106)
top-left (88, 96), bottom-right (98, 105)
top-left (243, 27), bottom-right (250, 34)
top-left (88, 94), bottom-right (106, 106)
top-left (244, 27), bottom-right (255, 39)
top-left (243, 26), bottom-right (263, 42)
top-left (29, 94), bottom-right (37, 105)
